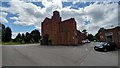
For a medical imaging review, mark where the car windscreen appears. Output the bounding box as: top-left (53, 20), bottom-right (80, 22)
top-left (100, 42), bottom-right (107, 46)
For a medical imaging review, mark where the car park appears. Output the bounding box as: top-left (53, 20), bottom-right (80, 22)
top-left (94, 42), bottom-right (117, 52)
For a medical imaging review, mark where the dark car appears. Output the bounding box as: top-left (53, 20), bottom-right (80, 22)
top-left (94, 42), bottom-right (117, 52)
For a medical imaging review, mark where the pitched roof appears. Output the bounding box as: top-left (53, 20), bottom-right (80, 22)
top-left (61, 18), bottom-right (75, 23)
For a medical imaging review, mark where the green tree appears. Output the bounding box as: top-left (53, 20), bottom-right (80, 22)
top-left (21, 33), bottom-right (25, 43)
top-left (82, 29), bottom-right (87, 39)
top-left (2, 27), bottom-right (12, 42)
top-left (87, 34), bottom-right (94, 41)
top-left (16, 33), bottom-right (21, 39)
top-left (31, 29), bottom-right (41, 43)
top-left (24, 32), bottom-right (31, 43)
top-left (2, 30), bottom-right (5, 42)
top-left (15, 33), bottom-right (22, 43)
top-left (95, 33), bottom-right (100, 42)
top-left (0, 23), bottom-right (2, 42)
top-left (2, 24), bottom-right (5, 30)
top-left (2, 24), bottom-right (5, 42)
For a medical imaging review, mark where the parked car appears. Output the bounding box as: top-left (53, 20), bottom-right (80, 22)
top-left (94, 42), bottom-right (117, 52)
top-left (82, 39), bottom-right (90, 43)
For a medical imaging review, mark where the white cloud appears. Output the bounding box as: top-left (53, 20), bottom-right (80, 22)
top-left (10, 17), bottom-right (18, 20)
top-left (1, 0), bottom-right (118, 35)
top-left (4, 0), bottom-right (119, 2)
top-left (82, 2), bottom-right (118, 34)
top-left (0, 12), bottom-right (8, 23)
top-left (0, 7), bottom-right (9, 12)
top-left (59, 2), bottom-right (118, 35)
top-left (12, 32), bottom-right (18, 39)
top-left (1, 0), bottom-right (63, 28)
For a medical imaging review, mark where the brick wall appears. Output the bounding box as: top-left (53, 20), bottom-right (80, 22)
top-left (41, 11), bottom-right (84, 45)
top-left (97, 27), bottom-right (120, 48)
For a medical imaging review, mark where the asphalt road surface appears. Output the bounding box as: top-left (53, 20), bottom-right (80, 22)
top-left (2, 42), bottom-right (118, 66)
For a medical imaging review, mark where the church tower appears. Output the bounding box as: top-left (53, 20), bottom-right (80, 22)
top-left (52, 11), bottom-right (61, 22)
top-left (51, 11), bottom-right (61, 45)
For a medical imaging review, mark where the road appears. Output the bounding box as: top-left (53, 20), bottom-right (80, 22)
top-left (2, 42), bottom-right (118, 66)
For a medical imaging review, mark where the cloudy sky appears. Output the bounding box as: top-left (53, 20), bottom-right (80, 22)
top-left (0, 0), bottom-right (119, 39)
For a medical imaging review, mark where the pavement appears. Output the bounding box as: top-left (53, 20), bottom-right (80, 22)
top-left (2, 42), bottom-right (118, 66)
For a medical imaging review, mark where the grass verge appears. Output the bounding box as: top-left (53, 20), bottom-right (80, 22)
top-left (1, 42), bottom-right (39, 45)
top-left (2, 42), bottom-right (22, 45)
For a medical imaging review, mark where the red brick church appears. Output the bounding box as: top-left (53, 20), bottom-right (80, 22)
top-left (41, 11), bottom-right (85, 45)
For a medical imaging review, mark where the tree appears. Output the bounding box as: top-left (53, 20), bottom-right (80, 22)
top-left (82, 29), bottom-right (88, 40)
top-left (14, 29), bottom-right (41, 43)
top-left (2, 24), bottom-right (5, 30)
top-left (21, 33), bottom-right (25, 43)
top-left (87, 34), bottom-right (94, 41)
top-left (0, 23), bottom-right (2, 42)
top-left (21, 33), bottom-right (25, 38)
top-left (95, 33), bottom-right (100, 42)
top-left (2, 24), bottom-right (5, 42)
top-left (31, 29), bottom-right (41, 43)
top-left (16, 33), bottom-right (21, 39)
top-left (24, 32), bottom-right (31, 43)
top-left (82, 29), bottom-right (88, 35)
top-left (2, 27), bottom-right (12, 42)
top-left (15, 33), bottom-right (22, 43)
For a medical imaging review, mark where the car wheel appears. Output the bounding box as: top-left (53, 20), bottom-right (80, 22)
top-left (104, 48), bottom-right (107, 52)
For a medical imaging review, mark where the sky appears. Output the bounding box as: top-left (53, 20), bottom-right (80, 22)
top-left (0, 0), bottom-right (119, 39)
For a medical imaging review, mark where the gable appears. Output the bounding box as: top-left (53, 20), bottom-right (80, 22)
top-left (42, 17), bottom-right (51, 25)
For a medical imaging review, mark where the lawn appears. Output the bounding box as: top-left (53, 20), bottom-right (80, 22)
top-left (1, 42), bottom-right (22, 45)
top-left (1, 41), bottom-right (39, 45)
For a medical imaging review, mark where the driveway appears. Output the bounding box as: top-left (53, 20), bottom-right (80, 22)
top-left (2, 42), bottom-right (118, 66)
